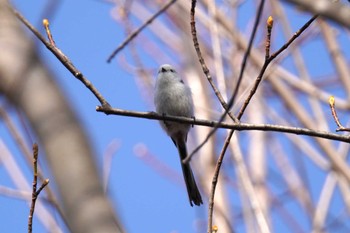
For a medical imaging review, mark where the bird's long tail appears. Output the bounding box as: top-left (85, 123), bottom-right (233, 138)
top-left (176, 138), bottom-right (203, 206)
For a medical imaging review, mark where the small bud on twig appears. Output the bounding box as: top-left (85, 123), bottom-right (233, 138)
top-left (42, 18), bottom-right (55, 46)
top-left (267, 16), bottom-right (274, 29)
top-left (329, 95), bottom-right (350, 132)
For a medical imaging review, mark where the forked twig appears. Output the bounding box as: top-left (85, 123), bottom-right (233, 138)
top-left (203, 0), bottom-right (268, 231)
top-left (204, 9), bottom-right (318, 233)
top-left (28, 144), bottom-right (49, 233)
top-left (185, 0), bottom-right (265, 163)
top-left (237, 14), bottom-right (318, 118)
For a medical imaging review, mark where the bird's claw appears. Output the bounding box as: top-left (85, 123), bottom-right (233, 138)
top-left (191, 116), bottom-right (195, 128)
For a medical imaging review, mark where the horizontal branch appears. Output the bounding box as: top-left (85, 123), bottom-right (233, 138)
top-left (96, 106), bottom-right (350, 143)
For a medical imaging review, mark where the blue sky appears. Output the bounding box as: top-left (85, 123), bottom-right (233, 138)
top-left (2, 1), bottom-right (350, 233)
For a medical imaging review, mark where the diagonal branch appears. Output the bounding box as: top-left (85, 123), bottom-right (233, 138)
top-left (107, 0), bottom-right (178, 63)
top-left (11, 8), bottom-right (111, 108)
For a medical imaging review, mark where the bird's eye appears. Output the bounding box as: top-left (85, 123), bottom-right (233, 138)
top-left (161, 67), bottom-right (166, 72)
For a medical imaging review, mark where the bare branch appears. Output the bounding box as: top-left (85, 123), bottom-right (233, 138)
top-left (28, 143), bottom-right (39, 233)
top-left (97, 106), bottom-right (350, 143)
top-left (28, 144), bottom-right (49, 233)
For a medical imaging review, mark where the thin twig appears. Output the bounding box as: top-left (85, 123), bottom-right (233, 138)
top-left (190, 0), bottom-right (237, 122)
top-left (106, 0), bottom-right (178, 63)
top-left (329, 96), bottom-right (350, 132)
top-left (206, 1), bottom-right (268, 231)
top-left (207, 131), bottom-right (234, 233)
top-left (0, 104), bottom-right (68, 227)
top-left (42, 19), bottom-right (55, 46)
top-left (36, 179), bottom-right (50, 196)
top-left (225, 15), bottom-right (320, 228)
top-left (237, 15), bottom-right (318, 118)
top-left (28, 144), bottom-right (49, 233)
top-left (269, 15), bottom-right (318, 61)
top-left (187, 0), bottom-right (240, 165)
top-left (186, 0), bottom-right (264, 164)
top-left (269, 2), bottom-right (318, 216)
top-left (28, 143), bottom-right (38, 233)
top-left (205, 8), bottom-right (318, 233)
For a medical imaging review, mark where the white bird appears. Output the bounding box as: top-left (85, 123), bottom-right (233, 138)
top-left (154, 64), bottom-right (203, 206)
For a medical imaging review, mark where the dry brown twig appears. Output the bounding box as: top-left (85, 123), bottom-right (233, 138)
top-left (0, 105), bottom-right (66, 224)
top-left (197, 0), bottom-right (268, 230)
top-left (28, 143), bottom-right (49, 233)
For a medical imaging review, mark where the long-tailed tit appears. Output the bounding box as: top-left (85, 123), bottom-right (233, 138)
top-left (154, 64), bottom-right (203, 206)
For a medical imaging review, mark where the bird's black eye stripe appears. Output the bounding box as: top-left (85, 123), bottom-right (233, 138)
top-left (158, 66), bottom-right (177, 73)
